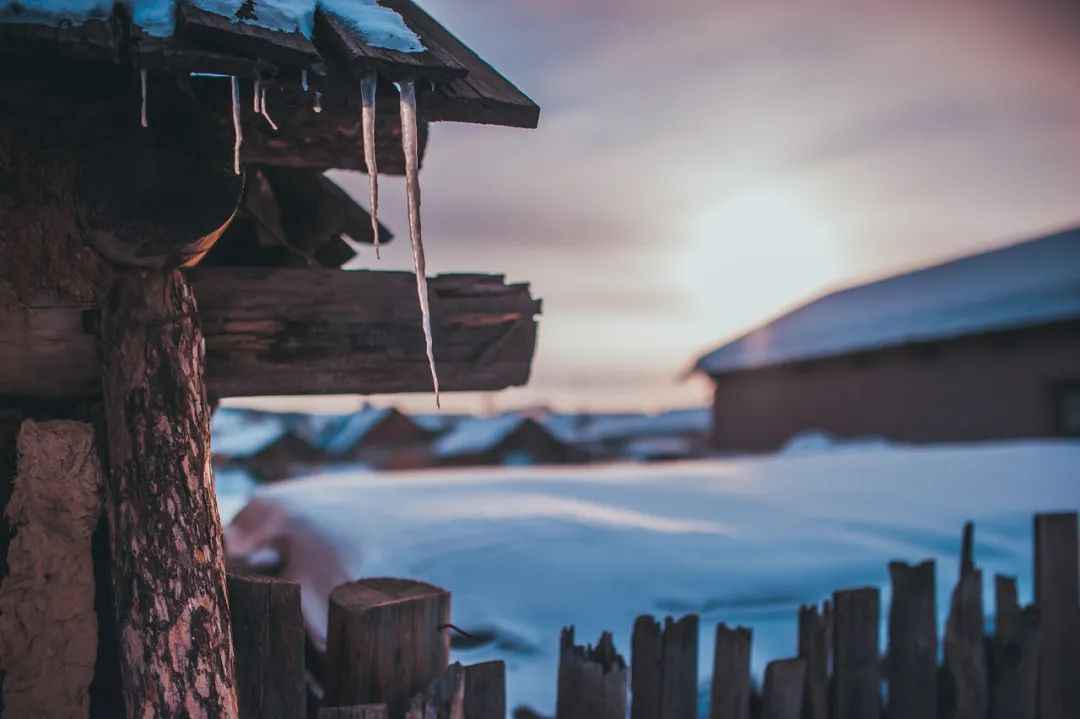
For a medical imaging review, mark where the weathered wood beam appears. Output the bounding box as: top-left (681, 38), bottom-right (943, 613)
top-left (99, 269), bottom-right (238, 716)
top-left (1, 269), bottom-right (540, 400)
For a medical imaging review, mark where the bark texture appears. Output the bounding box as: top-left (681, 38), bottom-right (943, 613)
top-left (100, 269), bottom-right (238, 718)
top-left (0, 420), bottom-right (103, 718)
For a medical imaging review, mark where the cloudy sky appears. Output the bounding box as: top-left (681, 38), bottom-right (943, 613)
top-left (310, 0), bottom-right (1080, 414)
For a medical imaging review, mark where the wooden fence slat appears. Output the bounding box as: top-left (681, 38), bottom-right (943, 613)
top-left (319, 706), bottom-right (388, 719)
top-left (943, 521), bottom-right (988, 719)
top-left (631, 614), bottom-right (698, 719)
top-left (228, 573), bottom-right (306, 719)
top-left (464, 661), bottom-right (506, 719)
top-left (709, 624), bottom-right (751, 719)
top-left (989, 579), bottom-right (1039, 719)
top-left (404, 663), bottom-right (466, 719)
top-left (761, 658), bottom-right (805, 719)
top-left (887, 560), bottom-right (937, 719)
top-left (1034, 512), bottom-right (1080, 719)
top-left (324, 578), bottom-right (451, 718)
top-left (555, 627), bottom-right (627, 719)
top-left (797, 604), bottom-right (827, 719)
top-left (832, 587), bottom-right (881, 719)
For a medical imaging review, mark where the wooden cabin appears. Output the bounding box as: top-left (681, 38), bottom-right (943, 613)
top-left (431, 415), bottom-right (585, 467)
top-left (694, 228), bottom-right (1080, 453)
top-left (0, 1), bottom-right (539, 715)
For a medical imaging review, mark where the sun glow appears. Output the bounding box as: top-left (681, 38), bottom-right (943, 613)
top-left (681, 187), bottom-right (849, 339)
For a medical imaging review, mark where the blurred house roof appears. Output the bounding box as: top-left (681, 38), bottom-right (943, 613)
top-left (432, 414), bottom-right (525, 458)
top-left (211, 407), bottom-right (290, 458)
top-left (695, 226), bottom-right (1080, 376)
top-left (540, 409), bottom-right (710, 445)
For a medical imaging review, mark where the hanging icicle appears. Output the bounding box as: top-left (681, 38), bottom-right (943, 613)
top-left (253, 78), bottom-right (262, 114)
top-left (260, 86), bottom-right (279, 131)
top-left (230, 76), bottom-right (243, 176)
top-left (360, 73), bottom-right (380, 258)
top-left (398, 81), bottom-right (440, 407)
top-left (301, 68), bottom-right (309, 92)
top-left (140, 68), bottom-right (148, 128)
top-left (313, 90), bottom-right (323, 113)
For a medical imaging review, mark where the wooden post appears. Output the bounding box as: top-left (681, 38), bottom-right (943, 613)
top-left (761, 658), bottom-right (805, 719)
top-left (555, 627), bottom-right (627, 719)
top-left (324, 578), bottom-right (451, 717)
top-left (797, 604), bottom-right (828, 719)
top-left (1034, 512), bottom-right (1080, 719)
top-left (0, 420), bottom-right (103, 717)
top-left (404, 663), bottom-right (465, 719)
top-left (228, 573), bottom-right (306, 719)
top-left (631, 614), bottom-right (699, 719)
top-left (942, 522), bottom-right (987, 719)
top-left (887, 560), bottom-right (937, 719)
top-left (709, 624), bottom-right (751, 719)
top-left (319, 705), bottom-right (389, 718)
top-left (989, 575), bottom-right (1038, 719)
top-left (99, 268), bottom-right (238, 717)
top-left (832, 587), bottom-right (880, 719)
top-left (464, 661), bottom-right (506, 719)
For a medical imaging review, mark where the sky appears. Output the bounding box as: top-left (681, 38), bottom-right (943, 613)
top-left (245, 0), bottom-right (1080, 415)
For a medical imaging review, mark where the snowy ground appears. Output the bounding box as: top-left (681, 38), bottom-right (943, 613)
top-left (219, 440), bottom-right (1080, 716)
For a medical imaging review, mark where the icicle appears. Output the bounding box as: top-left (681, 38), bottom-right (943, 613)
top-left (398, 81), bottom-right (440, 406)
top-left (230, 76), bottom-right (242, 176)
top-left (360, 73), bottom-right (380, 258)
top-left (301, 68), bottom-right (309, 92)
top-left (139, 68), bottom-right (148, 128)
top-left (260, 86), bottom-right (278, 131)
top-left (253, 78), bottom-right (262, 114)
top-left (313, 90), bottom-right (323, 113)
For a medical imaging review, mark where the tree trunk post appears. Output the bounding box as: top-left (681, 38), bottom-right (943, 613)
top-left (797, 604), bottom-right (828, 719)
top-left (404, 663), bottom-right (466, 719)
top-left (99, 268), bottom-right (238, 717)
top-left (887, 560), bottom-right (937, 719)
top-left (1034, 512), bottom-right (1079, 719)
top-left (324, 578), bottom-right (451, 718)
top-left (761, 658), bottom-right (806, 719)
top-left (989, 576), bottom-right (1038, 719)
top-left (228, 573), bottom-right (306, 718)
top-left (464, 661), bottom-right (506, 719)
top-left (631, 614), bottom-right (698, 719)
top-left (709, 624), bottom-right (751, 719)
top-left (942, 522), bottom-right (987, 719)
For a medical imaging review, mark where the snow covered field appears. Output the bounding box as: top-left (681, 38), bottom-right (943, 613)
top-left (220, 440), bottom-right (1080, 715)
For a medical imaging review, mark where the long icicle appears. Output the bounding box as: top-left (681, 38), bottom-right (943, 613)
top-left (230, 76), bottom-right (242, 176)
top-left (140, 68), bottom-right (148, 128)
top-left (398, 81), bottom-right (440, 407)
top-left (361, 73), bottom-right (380, 258)
top-left (253, 77), bottom-right (262, 113)
top-left (260, 86), bottom-right (278, 131)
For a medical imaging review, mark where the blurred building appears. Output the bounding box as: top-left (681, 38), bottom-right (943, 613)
top-left (432, 415), bottom-right (584, 466)
top-left (694, 227), bottom-right (1080, 452)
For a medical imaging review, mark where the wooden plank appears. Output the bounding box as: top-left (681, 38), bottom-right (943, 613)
top-left (631, 614), bottom-right (698, 719)
top-left (319, 706), bottom-right (388, 719)
top-left (989, 576), bottom-right (1038, 719)
top-left (555, 628), bottom-right (627, 719)
top-left (1034, 512), bottom-right (1080, 719)
top-left (761, 658), bottom-right (805, 719)
top-left (887, 560), bottom-right (937, 719)
top-left (175, 1), bottom-right (321, 68)
top-left (0, 18), bottom-right (118, 64)
top-left (324, 578), bottom-right (451, 719)
top-left (832, 587), bottom-right (880, 719)
top-left (942, 521), bottom-right (988, 719)
top-left (313, 8), bottom-right (466, 84)
top-left (228, 573), bottom-right (306, 719)
top-left (389, 0), bottom-right (540, 129)
top-left (797, 604), bottom-right (827, 719)
top-left (709, 624), bottom-right (751, 719)
top-left (463, 661), bottom-right (505, 719)
top-left (0, 268), bottom-right (540, 399)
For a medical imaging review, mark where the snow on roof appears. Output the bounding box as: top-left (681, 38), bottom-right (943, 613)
top-left (300, 406), bottom-right (395, 456)
top-left (432, 414), bottom-right (527, 458)
top-left (696, 227), bottom-right (1080, 375)
top-left (211, 408), bottom-right (289, 458)
top-left (2, 0), bottom-right (425, 51)
top-left (578, 408), bottom-right (711, 443)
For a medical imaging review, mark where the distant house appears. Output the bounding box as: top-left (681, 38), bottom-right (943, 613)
top-left (302, 407), bottom-right (433, 469)
top-left (693, 227), bottom-right (1080, 452)
top-left (432, 415), bottom-right (584, 466)
top-left (211, 408), bottom-right (322, 481)
top-left (542, 409), bottom-right (711, 461)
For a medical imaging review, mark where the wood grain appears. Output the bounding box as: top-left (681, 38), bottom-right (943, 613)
top-left (887, 560), bottom-right (937, 719)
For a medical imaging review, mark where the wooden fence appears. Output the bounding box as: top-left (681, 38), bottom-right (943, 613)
top-left (227, 511), bottom-right (1077, 719)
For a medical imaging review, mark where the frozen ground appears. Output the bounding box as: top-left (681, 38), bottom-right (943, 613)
top-left (220, 440), bottom-right (1080, 716)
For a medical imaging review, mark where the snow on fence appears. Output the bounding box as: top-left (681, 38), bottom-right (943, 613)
top-left (227, 511), bottom-right (1077, 718)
